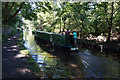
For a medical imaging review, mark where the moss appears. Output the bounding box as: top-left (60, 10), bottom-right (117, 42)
top-left (19, 50), bottom-right (30, 55)
top-left (19, 49), bottom-right (42, 76)
top-left (19, 47), bottom-right (42, 76)
top-left (25, 55), bottom-right (42, 76)
top-left (17, 34), bottom-right (26, 50)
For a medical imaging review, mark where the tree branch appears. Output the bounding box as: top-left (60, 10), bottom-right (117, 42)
top-left (7, 2), bottom-right (15, 18)
top-left (104, 3), bottom-right (111, 26)
top-left (9, 2), bottom-right (15, 12)
top-left (111, 4), bottom-right (120, 21)
top-left (4, 2), bottom-right (9, 10)
top-left (3, 2), bottom-right (25, 24)
top-left (113, 6), bottom-right (120, 14)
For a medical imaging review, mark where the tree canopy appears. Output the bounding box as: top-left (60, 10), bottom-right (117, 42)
top-left (2, 1), bottom-right (120, 42)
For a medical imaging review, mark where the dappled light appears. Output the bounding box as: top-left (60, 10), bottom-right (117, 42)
top-left (70, 64), bottom-right (79, 68)
top-left (16, 68), bottom-right (31, 75)
top-left (86, 35), bottom-right (107, 42)
top-left (11, 45), bottom-right (18, 48)
top-left (7, 49), bottom-right (18, 51)
top-left (2, 33), bottom-right (38, 78)
top-left (14, 54), bottom-right (27, 59)
top-left (3, 47), bottom-right (7, 49)
top-left (8, 38), bottom-right (11, 40)
top-left (22, 29), bottom-right (120, 78)
top-left (2, 1), bottom-right (120, 79)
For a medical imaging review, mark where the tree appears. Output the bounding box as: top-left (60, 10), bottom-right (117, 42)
top-left (2, 2), bottom-right (25, 24)
top-left (94, 2), bottom-right (120, 42)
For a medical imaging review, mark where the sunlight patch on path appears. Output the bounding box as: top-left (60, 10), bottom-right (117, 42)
top-left (7, 49), bottom-right (18, 51)
top-left (11, 45), bottom-right (18, 48)
top-left (16, 68), bottom-right (31, 75)
top-left (14, 54), bottom-right (27, 58)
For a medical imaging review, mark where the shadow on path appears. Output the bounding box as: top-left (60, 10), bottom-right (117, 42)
top-left (2, 33), bottom-right (37, 79)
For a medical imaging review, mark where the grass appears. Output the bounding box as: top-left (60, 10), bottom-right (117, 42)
top-left (25, 55), bottom-right (42, 77)
top-left (19, 50), bottom-right (30, 55)
top-left (17, 38), bottom-right (25, 50)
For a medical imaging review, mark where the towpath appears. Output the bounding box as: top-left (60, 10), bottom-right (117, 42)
top-left (2, 33), bottom-right (37, 79)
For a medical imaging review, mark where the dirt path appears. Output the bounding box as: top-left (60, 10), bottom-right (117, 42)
top-left (2, 33), bottom-right (37, 79)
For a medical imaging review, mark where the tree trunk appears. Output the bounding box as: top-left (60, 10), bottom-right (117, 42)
top-left (107, 2), bottom-right (114, 42)
top-left (53, 26), bottom-right (55, 32)
top-left (60, 18), bottom-right (61, 33)
top-left (3, 2), bottom-right (9, 18)
top-left (8, 2), bottom-right (15, 16)
top-left (69, 18), bottom-right (70, 28)
top-left (63, 20), bottom-right (65, 32)
top-left (78, 31), bottom-right (80, 39)
top-left (80, 20), bottom-right (84, 39)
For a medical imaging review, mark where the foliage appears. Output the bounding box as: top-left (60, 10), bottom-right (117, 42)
top-left (2, 1), bottom-right (120, 42)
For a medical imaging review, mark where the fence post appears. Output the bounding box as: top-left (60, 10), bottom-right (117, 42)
top-left (50, 34), bottom-right (52, 42)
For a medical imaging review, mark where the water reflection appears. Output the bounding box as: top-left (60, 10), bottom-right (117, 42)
top-left (78, 48), bottom-right (119, 78)
top-left (23, 30), bottom-right (120, 79)
top-left (23, 29), bottom-right (42, 55)
top-left (23, 30), bottom-right (84, 78)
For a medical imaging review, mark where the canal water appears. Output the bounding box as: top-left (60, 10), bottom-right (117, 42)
top-left (23, 30), bottom-right (120, 79)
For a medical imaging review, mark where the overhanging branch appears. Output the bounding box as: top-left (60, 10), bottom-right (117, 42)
top-left (2, 2), bottom-right (25, 24)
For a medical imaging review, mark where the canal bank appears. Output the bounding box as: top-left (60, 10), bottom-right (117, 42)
top-left (3, 29), bottom-right (118, 79)
top-left (77, 39), bottom-right (120, 54)
top-left (30, 30), bottom-right (120, 79)
top-left (24, 30), bottom-right (86, 79)
top-left (34, 34), bottom-right (120, 79)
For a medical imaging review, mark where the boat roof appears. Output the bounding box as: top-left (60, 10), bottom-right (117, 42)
top-left (36, 30), bottom-right (61, 35)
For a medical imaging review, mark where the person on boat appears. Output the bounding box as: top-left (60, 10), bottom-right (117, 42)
top-left (65, 29), bottom-right (70, 46)
top-left (61, 31), bottom-right (64, 35)
top-left (70, 33), bottom-right (74, 46)
top-left (73, 31), bottom-right (77, 46)
top-left (65, 29), bottom-right (70, 35)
